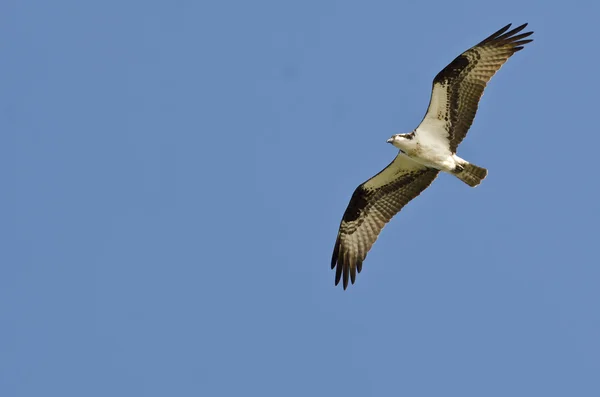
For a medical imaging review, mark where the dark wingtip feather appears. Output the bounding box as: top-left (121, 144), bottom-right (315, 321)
top-left (514, 22), bottom-right (529, 32)
top-left (343, 264), bottom-right (349, 290)
top-left (479, 23), bottom-right (534, 48)
top-left (335, 263), bottom-right (342, 286)
top-left (479, 23), bottom-right (511, 44)
top-left (513, 39), bottom-right (534, 46)
top-left (496, 23), bottom-right (527, 40)
top-left (494, 23), bottom-right (512, 37)
top-left (497, 24), bottom-right (534, 47)
top-left (331, 237), bottom-right (340, 269)
top-left (334, 247), bottom-right (344, 285)
top-left (510, 32), bottom-right (534, 42)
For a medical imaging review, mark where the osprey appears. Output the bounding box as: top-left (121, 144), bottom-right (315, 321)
top-left (332, 23), bottom-right (533, 289)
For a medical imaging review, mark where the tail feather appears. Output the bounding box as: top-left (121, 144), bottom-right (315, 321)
top-left (455, 163), bottom-right (488, 187)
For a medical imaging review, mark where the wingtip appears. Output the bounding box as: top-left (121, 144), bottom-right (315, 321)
top-left (480, 22), bottom-right (534, 47)
top-left (515, 22), bottom-right (528, 30)
top-left (331, 237), bottom-right (340, 269)
top-left (343, 266), bottom-right (349, 290)
top-left (497, 23), bottom-right (513, 34)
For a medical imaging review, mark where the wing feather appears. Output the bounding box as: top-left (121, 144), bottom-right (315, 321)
top-left (418, 23), bottom-right (534, 153)
top-left (331, 155), bottom-right (439, 289)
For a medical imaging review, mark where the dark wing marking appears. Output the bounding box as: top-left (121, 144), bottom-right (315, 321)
top-left (418, 23), bottom-right (533, 153)
top-left (332, 155), bottom-right (439, 289)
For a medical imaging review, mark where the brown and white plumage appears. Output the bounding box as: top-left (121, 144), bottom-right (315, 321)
top-left (332, 23), bottom-right (533, 289)
top-left (419, 23), bottom-right (534, 153)
top-left (332, 155), bottom-right (439, 288)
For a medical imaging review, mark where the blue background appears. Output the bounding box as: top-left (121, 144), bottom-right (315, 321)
top-left (3, 1), bottom-right (599, 396)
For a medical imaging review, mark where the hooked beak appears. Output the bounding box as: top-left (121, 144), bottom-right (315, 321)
top-left (386, 137), bottom-right (394, 144)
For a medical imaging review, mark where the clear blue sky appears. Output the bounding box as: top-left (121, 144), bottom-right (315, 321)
top-left (3, 1), bottom-right (600, 396)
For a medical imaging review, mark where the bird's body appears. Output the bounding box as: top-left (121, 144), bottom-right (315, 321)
top-left (332, 23), bottom-right (534, 289)
top-left (388, 131), bottom-right (485, 187)
top-left (390, 131), bottom-right (461, 173)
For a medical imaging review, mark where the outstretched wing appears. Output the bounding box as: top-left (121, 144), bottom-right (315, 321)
top-left (332, 155), bottom-right (439, 289)
top-left (418, 23), bottom-right (533, 153)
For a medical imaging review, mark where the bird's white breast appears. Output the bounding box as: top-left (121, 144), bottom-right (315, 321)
top-left (410, 127), bottom-right (456, 172)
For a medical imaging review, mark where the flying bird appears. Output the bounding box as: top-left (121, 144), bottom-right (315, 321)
top-left (332, 23), bottom-right (533, 289)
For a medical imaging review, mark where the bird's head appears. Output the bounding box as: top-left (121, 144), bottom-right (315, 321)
top-left (387, 133), bottom-right (416, 151)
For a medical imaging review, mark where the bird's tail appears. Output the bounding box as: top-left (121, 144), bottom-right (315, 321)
top-left (455, 162), bottom-right (488, 187)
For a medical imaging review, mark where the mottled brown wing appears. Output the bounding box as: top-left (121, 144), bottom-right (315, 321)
top-left (331, 154), bottom-right (439, 289)
top-left (418, 23), bottom-right (533, 153)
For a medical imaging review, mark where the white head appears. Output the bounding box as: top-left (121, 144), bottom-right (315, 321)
top-left (387, 132), bottom-right (417, 152)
